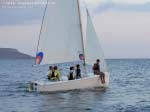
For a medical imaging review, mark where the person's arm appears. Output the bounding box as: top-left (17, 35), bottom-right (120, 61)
top-left (92, 65), bottom-right (94, 70)
top-left (98, 64), bottom-right (101, 72)
top-left (93, 64), bottom-right (96, 71)
top-left (57, 71), bottom-right (61, 81)
top-left (73, 73), bottom-right (75, 79)
top-left (79, 69), bottom-right (81, 77)
top-left (47, 71), bottom-right (51, 79)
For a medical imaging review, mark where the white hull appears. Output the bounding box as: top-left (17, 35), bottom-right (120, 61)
top-left (29, 72), bottom-right (109, 92)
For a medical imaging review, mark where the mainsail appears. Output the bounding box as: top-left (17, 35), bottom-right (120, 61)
top-left (36, 0), bottom-right (84, 65)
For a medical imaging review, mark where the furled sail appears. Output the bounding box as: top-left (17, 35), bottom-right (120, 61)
top-left (84, 9), bottom-right (107, 72)
top-left (36, 0), bottom-right (84, 65)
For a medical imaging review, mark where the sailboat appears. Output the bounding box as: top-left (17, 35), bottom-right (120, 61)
top-left (29, 0), bottom-right (109, 92)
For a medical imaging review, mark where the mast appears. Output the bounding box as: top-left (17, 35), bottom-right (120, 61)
top-left (77, 0), bottom-right (86, 66)
top-left (35, 0), bottom-right (49, 64)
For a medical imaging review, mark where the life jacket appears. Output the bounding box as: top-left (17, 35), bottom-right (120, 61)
top-left (69, 71), bottom-right (74, 80)
top-left (55, 70), bottom-right (61, 79)
top-left (48, 70), bottom-right (52, 80)
top-left (50, 71), bottom-right (58, 81)
top-left (51, 71), bottom-right (56, 78)
top-left (76, 69), bottom-right (81, 78)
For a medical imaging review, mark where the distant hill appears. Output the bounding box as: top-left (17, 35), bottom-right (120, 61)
top-left (0, 48), bottom-right (34, 59)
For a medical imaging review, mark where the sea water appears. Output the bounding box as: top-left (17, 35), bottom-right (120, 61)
top-left (0, 59), bottom-right (150, 112)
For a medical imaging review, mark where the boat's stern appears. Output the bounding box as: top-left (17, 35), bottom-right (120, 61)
top-left (104, 72), bottom-right (110, 87)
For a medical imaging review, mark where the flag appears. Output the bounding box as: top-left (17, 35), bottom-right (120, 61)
top-left (36, 52), bottom-right (44, 64)
top-left (79, 54), bottom-right (85, 60)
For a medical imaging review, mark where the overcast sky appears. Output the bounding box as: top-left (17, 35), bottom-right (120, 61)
top-left (0, 0), bottom-right (150, 58)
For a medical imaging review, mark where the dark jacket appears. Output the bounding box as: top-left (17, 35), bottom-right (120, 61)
top-left (68, 71), bottom-right (75, 80)
top-left (76, 68), bottom-right (81, 79)
top-left (93, 63), bottom-right (100, 75)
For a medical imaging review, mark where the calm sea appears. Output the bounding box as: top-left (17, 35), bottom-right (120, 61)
top-left (0, 59), bottom-right (150, 112)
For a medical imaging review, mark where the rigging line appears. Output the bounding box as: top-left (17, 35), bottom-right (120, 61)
top-left (35, 0), bottom-right (49, 64)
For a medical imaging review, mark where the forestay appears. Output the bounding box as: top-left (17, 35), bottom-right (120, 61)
top-left (36, 0), bottom-right (84, 65)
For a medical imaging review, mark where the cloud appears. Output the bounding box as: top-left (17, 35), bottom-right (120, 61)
top-left (86, 0), bottom-right (105, 4)
top-left (89, 2), bottom-right (150, 14)
top-left (0, 8), bottom-right (43, 26)
top-left (1, 1), bottom-right (150, 26)
top-left (112, 0), bottom-right (150, 4)
top-left (86, 0), bottom-right (150, 5)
